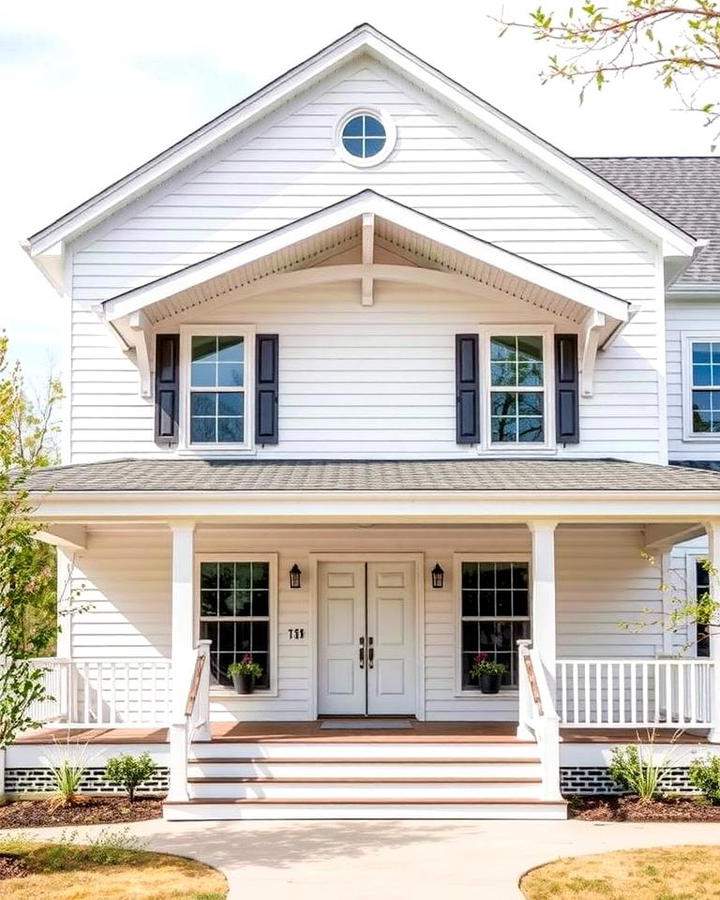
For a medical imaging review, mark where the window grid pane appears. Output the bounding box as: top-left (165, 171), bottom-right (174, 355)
top-left (190, 334), bottom-right (245, 444)
top-left (696, 561), bottom-right (710, 658)
top-left (199, 561), bottom-right (270, 687)
top-left (490, 335), bottom-right (544, 444)
top-left (341, 114), bottom-right (387, 159)
top-left (460, 561), bottom-right (530, 688)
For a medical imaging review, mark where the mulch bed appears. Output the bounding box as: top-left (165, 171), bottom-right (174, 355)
top-left (0, 853), bottom-right (29, 880)
top-left (0, 795), bottom-right (164, 829)
top-left (569, 794), bottom-right (720, 822)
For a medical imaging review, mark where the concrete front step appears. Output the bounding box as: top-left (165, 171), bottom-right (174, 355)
top-left (187, 777), bottom-right (545, 801)
top-left (187, 758), bottom-right (543, 780)
top-left (189, 740), bottom-right (535, 761)
top-left (164, 797), bottom-right (568, 821)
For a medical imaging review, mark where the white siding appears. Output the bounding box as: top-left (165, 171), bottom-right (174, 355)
top-left (70, 280), bottom-right (662, 461)
top-left (66, 58), bottom-right (663, 464)
top-left (67, 525), bottom-right (665, 723)
top-left (667, 298), bottom-right (720, 461)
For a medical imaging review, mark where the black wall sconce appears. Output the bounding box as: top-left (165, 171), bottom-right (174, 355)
top-left (431, 563), bottom-right (445, 589)
top-left (289, 564), bottom-right (302, 589)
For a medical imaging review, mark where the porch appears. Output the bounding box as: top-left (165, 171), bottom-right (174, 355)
top-left (20, 456), bottom-right (720, 817)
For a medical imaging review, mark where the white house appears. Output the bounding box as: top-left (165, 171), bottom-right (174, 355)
top-left (13, 24), bottom-right (720, 821)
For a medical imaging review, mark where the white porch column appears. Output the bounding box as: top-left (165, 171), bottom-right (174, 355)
top-left (704, 520), bottom-right (720, 743)
top-left (171, 521), bottom-right (196, 718)
top-left (528, 520), bottom-right (558, 699)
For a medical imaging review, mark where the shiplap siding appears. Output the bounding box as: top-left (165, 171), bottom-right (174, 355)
top-left (67, 58), bottom-right (663, 463)
top-left (667, 298), bottom-right (720, 460)
top-left (66, 525), bottom-right (664, 722)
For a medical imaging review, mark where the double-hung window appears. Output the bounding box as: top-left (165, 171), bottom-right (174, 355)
top-left (689, 340), bottom-right (720, 435)
top-left (199, 559), bottom-right (274, 688)
top-left (459, 560), bottom-right (530, 689)
top-left (188, 332), bottom-right (247, 445)
top-left (488, 335), bottom-right (546, 444)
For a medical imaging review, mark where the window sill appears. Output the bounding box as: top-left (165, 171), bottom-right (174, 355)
top-left (175, 447), bottom-right (258, 458)
top-left (453, 690), bottom-right (519, 700)
top-left (209, 686), bottom-right (279, 700)
top-left (478, 446), bottom-right (558, 456)
top-left (681, 433), bottom-right (720, 442)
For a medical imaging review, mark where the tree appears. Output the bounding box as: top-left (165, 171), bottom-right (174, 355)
top-left (0, 334), bottom-right (61, 748)
top-left (500, 2), bottom-right (720, 142)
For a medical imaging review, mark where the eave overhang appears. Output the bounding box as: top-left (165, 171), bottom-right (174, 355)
top-left (25, 487), bottom-right (720, 525)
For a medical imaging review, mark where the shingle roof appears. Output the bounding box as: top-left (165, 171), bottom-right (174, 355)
top-left (22, 457), bottom-right (720, 493)
top-left (580, 157), bottom-right (720, 285)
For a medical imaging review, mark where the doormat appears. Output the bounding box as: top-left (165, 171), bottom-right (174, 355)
top-left (320, 719), bottom-right (412, 730)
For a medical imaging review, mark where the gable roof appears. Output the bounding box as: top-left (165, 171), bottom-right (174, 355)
top-left (581, 157), bottom-right (720, 288)
top-left (101, 190), bottom-right (631, 336)
top-left (25, 23), bottom-right (695, 280)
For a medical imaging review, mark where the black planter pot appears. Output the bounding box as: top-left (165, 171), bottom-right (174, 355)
top-left (479, 672), bottom-right (501, 694)
top-left (232, 672), bottom-right (255, 694)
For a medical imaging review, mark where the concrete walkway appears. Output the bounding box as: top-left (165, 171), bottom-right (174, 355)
top-left (4, 817), bottom-right (720, 899)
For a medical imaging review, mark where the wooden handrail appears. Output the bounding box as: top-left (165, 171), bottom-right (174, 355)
top-left (522, 649), bottom-right (544, 717)
top-left (184, 653), bottom-right (205, 718)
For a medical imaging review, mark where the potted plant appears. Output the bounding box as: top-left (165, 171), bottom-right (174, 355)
top-left (469, 653), bottom-right (506, 694)
top-left (227, 655), bottom-right (263, 694)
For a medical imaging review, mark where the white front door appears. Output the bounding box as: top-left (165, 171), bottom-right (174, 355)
top-left (317, 561), bottom-right (416, 716)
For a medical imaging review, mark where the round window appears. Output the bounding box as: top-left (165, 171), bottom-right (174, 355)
top-left (341, 114), bottom-right (386, 159)
top-left (336, 110), bottom-right (396, 167)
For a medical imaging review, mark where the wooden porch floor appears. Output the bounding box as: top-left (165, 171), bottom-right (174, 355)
top-left (13, 721), bottom-right (713, 745)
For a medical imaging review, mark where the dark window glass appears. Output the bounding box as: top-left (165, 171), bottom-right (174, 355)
top-left (459, 561), bottom-right (531, 688)
top-left (691, 342), bottom-right (720, 433)
top-left (696, 561), bottom-right (711, 658)
top-left (189, 335), bottom-right (244, 443)
top-left (199, 561), bottom-right (271, 688)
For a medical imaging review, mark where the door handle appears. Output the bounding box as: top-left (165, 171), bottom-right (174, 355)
top-left (368, 636), bottom-right (374, 669)
top-left (359, 636), bottom-right (365, 669)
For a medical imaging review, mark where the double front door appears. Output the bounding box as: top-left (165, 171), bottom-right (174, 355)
top-left (318, 561), bottom-right (416, 716)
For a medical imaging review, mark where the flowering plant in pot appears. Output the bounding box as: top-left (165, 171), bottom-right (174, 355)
top-left (227, 655), bottom-right (263, 694)
top-left (469, 653), bottom-right (506, 694)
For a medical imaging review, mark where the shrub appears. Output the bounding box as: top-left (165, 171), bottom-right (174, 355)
top-left (608, 745), bottom-right (664, 801)
top-left (104, 752), bottom-right (157, 802)
top-left (689, 755), bottom-right (720, 805)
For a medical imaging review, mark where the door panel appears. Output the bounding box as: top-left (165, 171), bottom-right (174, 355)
top-left (318, 563), bottom-right (366, 715)
top-left (367, 562), bottom-right (416, 715)
top-left (317, 560), bottom-right (417, 716)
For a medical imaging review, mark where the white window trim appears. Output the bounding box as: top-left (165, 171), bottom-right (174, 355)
top-left (195, 552), bottom-right (279, 698)
top-left (452, 553), bottom-right (531, 697)
top-left (681, 331), bottom-right (720, 442)
top-left (179, 324), bottom-right (256, 454)
top-left (334, 107), bottom-right (397, 169)
top-left (478, 325), bottom-right (556, 454)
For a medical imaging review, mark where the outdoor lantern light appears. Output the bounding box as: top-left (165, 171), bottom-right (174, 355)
top-left (431, 563), bottom-right (444, 589)
top-left (289, 564), bottom-right (302, 589)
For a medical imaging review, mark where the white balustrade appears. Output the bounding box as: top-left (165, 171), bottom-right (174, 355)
top-left (556, 659), bottom-right (715, 728)
top-left (517, 641), bottom-right (561, 800)
top-left (27, 658), bottom-right (172, 728)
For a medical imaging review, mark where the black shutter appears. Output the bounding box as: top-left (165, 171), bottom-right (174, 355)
top-left (255, 334), bottom-right (279, 445)
top-left (154, 334), bottom-right (179, 446)
top-left (455, 334), bottom-right (480, 444)
top-left (555, 333), bottom-right (580, 444)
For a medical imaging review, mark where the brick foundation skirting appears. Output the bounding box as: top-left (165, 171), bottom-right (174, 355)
top-left (4, 767), bottom-right (169, 796)
top-left (560, 766), bottom-right (700, 796)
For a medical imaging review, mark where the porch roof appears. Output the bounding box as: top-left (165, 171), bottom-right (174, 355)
top-left (23, 457), bottom-right (720, 494)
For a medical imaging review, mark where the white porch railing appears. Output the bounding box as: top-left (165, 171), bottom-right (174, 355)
top-left (168, 640), bottom-right (211, 803)
top-left (28, 658), bottom-right (172, 728)
top-left (517, 640), bottom-right (561, 800)
top-left (556, 659), bottom-right (715, 728)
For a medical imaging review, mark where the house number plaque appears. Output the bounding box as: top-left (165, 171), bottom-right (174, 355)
top-left (288, 628), bottom-right (305, 640)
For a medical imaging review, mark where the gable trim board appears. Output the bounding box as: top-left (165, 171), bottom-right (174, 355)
top-left (25, 24), bottom-right (696, 279)
top-left (101, 191), bottom-right (631, 332)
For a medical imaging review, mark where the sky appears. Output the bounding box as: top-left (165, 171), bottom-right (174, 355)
top-left (2, 0), bottom-right (717, 386)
